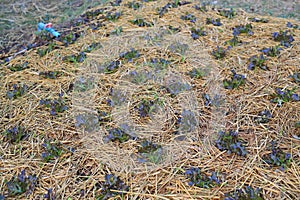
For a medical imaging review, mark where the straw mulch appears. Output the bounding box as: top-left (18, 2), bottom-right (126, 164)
top-left (0, 0), bottom-right (299, 199)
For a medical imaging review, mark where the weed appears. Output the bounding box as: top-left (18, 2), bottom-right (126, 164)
top-left (289, 72), bottom-right (300, 83)
top-left (270, 87), bottom-right (299, 107)
top-left (129, 18), bottom-right (153, 27)
top-left (248, 54), bottom-right (267, 70)
top-left (107, 88), bottom-right (127, 106)
top-left (202, 93), bottom-right (224, 107)
top-left (224, 185), bottom-right (264, 200)
top-left (2, 126), bottom-right (29, 143)
top-left (6, 169), bottom-right (37, 197)
top-left (119, 48), bottom-right (140, 62)
top-left (74, 76), bottom-right (95, 92)
top-left (177, 109), bottom-right (198, 133)
top-left (110, 26), bottom-right (123, 36)
top-left (215, 130), bottom-right (247, 156)
top-left (218, 8), bottom-right (237, 19)
top-left (254, 110), bottom-right (272, 123)
top-left (39, 71), bottom-right (63, 79)
top-left (260, 46), bottom-right (282, 57)
top-left (137, 140), bottom-right (163, 163)
top-left (8, 62), bottom-right (29, 72)
top-left (212, 46), bottom-right (226, 59)
top-left (190, 27), bottom-right (207, 39)
top-left (98, 60), bottom-right (121, 74)
top-left (223, 69), bottom-right (246, 89)
top-left (63, 52), bottom-right (86, 63)
top-left (127, 1), bottom-right (142, 10)
top-left (181, 13), bottom-right (197, 23)
top-left (103, 127), bottom-right (134, 143)
top-left (6, 84), bottom-right (28, 99)
top-left (187, 67), bottom-right (206, 78)
top-left (44, 188), bottom-right (55, 200)
top-left (193, 4), bottom-right (208, 12)
top-left (272, 30), bottom-right (294, 47)
top-left (41, 141), bottom-right (63, 162)
top-left (75, 113), bottom-right (99, 132)
top-left (262, 141), bottom-right (291, 171)
top-left (60, 32), bottom-right (80, 47)
top-left (233, 24), bottom-right (253, 36)
top-left (165, 80), bottom-right (191, 96)
top-left (185, 167), bottom-right (221, 188)
top-left (96, 174), bottom-right (129, 200)
top-left (206, 18), bottom-right (222, 26)
top-left (105, 12), bottom-right (121, 21)
top-left (135, 99), bottom-right (156, 118)
top-left (37, 42), bottom-right (57, 57)
top-left (39, 93), bottom-right (68, 115)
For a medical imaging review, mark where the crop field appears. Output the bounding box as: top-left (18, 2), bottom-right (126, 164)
top-left (0, 0), bottom-right (300, 199)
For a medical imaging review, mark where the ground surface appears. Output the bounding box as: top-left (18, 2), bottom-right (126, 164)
top-left (0, 0), bottom-right (300, 200)
top-left (0, 0), bottom-right (299, 55)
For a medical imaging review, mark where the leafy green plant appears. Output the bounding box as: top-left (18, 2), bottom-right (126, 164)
top-left (193, 4), bottom-right (208, 12)
top-left (186, 67), bottom-right (206, 79)
top-left (224, 185), bottom-right (264, 200)
top-left (110, 26), bottom-right (123, 35)
top-left (8, 62), bottom-right (29, 72)
top-left (107, 88), bottom-right (127, 106)
top-left (215, 130), bottom-right (247, 156)
top-left (288, 72), bottom-right (300, 83)
top-left (129, 18), bottom-right (153, 27)
top-left (262, 141), bottom-right (292, 171)
top-left (96, 174), bottom-right (129, 200)
top-left (224, 36), bottom-right (242, 47)
top-left (60, 32), bottom-right (80, 46)
top-left (103, 127), bottom-right (134, 143)
top-left (41, 141), bottom-right (63, 162)
top-left (137, 140), bottom-right (163, 163)
top-left (39, 71), bottom-right (63, 79)
top-left (105, 11), bottom-right (121, 21)
top-left (74, 76), bottom-right (95, 92)
top-left (165, 80), bottom-right (191, 96)
top-left (180, 13), bottom-right (197, 23)
top-left (44, 188), bottom-right (55, 200)
top-left (218, 8), bottom-right (237, 19)
top-left (185, 167), bottom-right (221, 188)
top-left (233, 24), bottom-right (253, 36)
top-left (248, 54), bottom-right (267, 70)
top-left (260, 46), bottom-right (282, 57)
top-left (6, 84), bottom-right (28, 99)
top-left (39, 93), bottom-right (68, 115)
top-left (223, 70), bottom-right (246, 89)
top-left (190, 27), bottom-right (206, 39)
top-left (206, 18), bottom-right (222, 26)
top-left (203, 93), bottom-right (224, 107)
top-left (37, 42), bottom-right (57, 57)
top-left (212, 46), bottom-right (226, 59)
top-left (62, 52), bottom-right (86, 63)
top-left (2, 126), bottom-right (29, 143)
top-left (98, 60), bottom-right (121, 74)
top-left (176, 109), bottom-right (198, 133)
top-left (127, 1), bottom-right (142, 10)
top-left (270, 87), bottom-right (299, 107)
top-left (84, 42), bottom-right (102, 53)
top-left (272, 30), bottom-right (294, 47)
top-left (119, 48), bottom-right (140, 62)
top-left (254, 110), bottom-right (272, 123)
top-left (6, 170), bottom-right (37, 197)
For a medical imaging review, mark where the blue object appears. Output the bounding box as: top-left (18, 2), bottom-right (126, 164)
top-left (38, 22), bottom-right (60, 37)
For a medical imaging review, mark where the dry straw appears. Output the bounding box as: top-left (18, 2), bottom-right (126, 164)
top-left (1, 0), bottom-right (299, 199)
